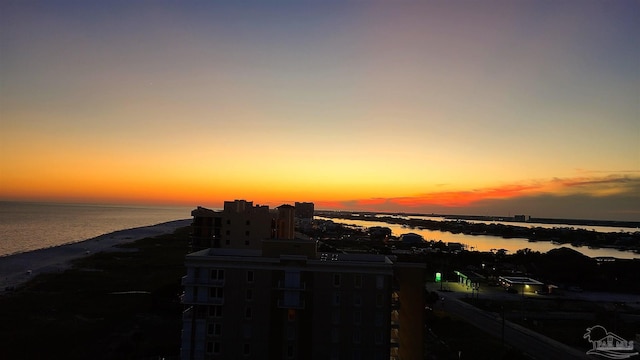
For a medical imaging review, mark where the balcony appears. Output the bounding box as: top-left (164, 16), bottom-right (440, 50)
top-left (181, 276), bottom-right (224, 287)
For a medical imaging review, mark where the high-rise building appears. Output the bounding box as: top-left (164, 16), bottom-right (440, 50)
top-left (190, 200), bottom-right (275, 251)
top-left (294, 202), bottom-right (315, 220)
top-left (180, 244), bottom-right (424, 359)
top-left (182, 201), bottom-right (425, 360)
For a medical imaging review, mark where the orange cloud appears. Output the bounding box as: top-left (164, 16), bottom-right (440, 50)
top-left (331, 174), bottom-right (640, 211)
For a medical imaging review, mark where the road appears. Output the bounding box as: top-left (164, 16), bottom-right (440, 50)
top-left (437, 283), bottom-right (592, 360)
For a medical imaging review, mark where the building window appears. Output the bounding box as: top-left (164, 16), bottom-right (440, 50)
top-left (376, 293), bottom-right (384, 307)
top-left (352, 329), bottom-right (361, 344)
top-left (375, 312), bottom-right (383, 327)
top-left (353, 310), bottom-right (361, 325)
top-left (288, 309), bottom-right (296, 322)
top-left (210, 269), bottom-right (225, 280)
top-left (331, 348), bottom-right (340, 360)
top-left (332, 292), bottom-right (341, 306)
top-left (287, 345), bottom-right (294, 359)
top-left (245, 240), bottom-right (250, 246)
top-left (246, 220), bottom-right (251, 225)
top-left (352, 348), bottom-right (361, 360)
top-left (331, 328), bottom-right (340, 343)
top-left (209, 287), bottom-right (224, 299)
top-left (243, 343), bottom-right (251, 356)
top-left (225, 230), bottom-right (230, 236)
top-left (376, 275), bottom-right (384, 289)
top-left (245, 230), bottom-right (250, 236)
top-left (331, 310), bottom-right (340, 324)
top-left (207, 342), bottom-right (220, 354)
top-left (243, 324), bottom-right (252, 339)
top-left (209, 305), bottom-right (222, 318)
top-left (208, 322), bottom-right (222, 336)
top-left (225, 239), bottom-right (230, 245)
top-left (226, 219), bottom-right (231, 225)
top-left (375, 331), bottom-right (383, 345)
top-left (354, 293), bottom-right (362, 307)
top-left (333, 274), bottom-right (341, 287)
top-left (194, 267), bottom-right (201, 280)
top-left (354, 274), bottom-right (362, 288)
top-left (246, 289), bottom-right (253, 301)
top-left (245, 307), bottom-right (252, 319)
top-left (287, 325), bottom-right (296, 340)
top-left (247, 271), bottom-right (254, 283)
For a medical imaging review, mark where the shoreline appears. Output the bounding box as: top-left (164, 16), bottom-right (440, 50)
top-left (0, 219), bottom-right (191, 291)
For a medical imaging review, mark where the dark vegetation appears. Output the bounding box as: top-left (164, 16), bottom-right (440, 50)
top-left (0, 226), bottom-right (191, 360)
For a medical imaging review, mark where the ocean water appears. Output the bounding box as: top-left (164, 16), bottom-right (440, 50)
top-left (0, 202), bottom-right (193, 256)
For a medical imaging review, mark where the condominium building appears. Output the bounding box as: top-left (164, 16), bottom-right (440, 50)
top-left (294, 202), bottom-right (315, 220)
top-left (190, 200), bottom-right (275, 251)
top-left (182, 201), bottom-right (424, 360)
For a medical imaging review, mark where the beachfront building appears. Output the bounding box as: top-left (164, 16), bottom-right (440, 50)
top-left (181, 201), bottom-right (425, 360)
top-left (294, 201), bottom-right (314, 220)
top-left (190, 200), bottom-right (276, 251)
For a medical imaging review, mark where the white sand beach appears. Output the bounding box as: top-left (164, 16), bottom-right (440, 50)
top-left (0, 219), bottom-right (191, 291)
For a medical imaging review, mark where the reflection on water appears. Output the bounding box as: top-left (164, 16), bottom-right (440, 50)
top-left (318, 217), bottom-right (639, 260)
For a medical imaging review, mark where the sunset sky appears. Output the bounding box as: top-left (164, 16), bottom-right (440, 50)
top-left (1, 1), bottom-right (639, 221)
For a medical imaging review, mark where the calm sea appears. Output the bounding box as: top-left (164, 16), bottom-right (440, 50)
top-left (0, 202), bottom-right (193, 256)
